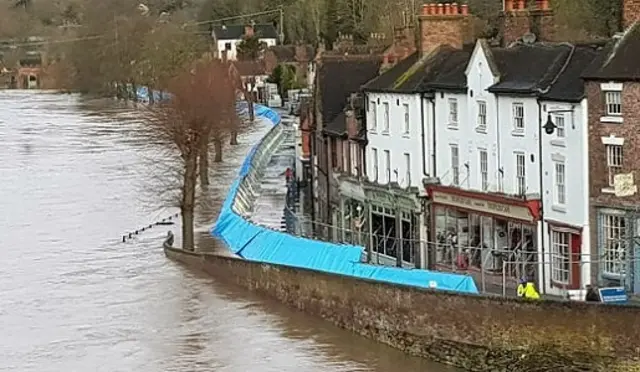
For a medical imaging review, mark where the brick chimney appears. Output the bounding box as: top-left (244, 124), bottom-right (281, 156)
top-left (418, 2), bottom-right (475, 57)
top-left (624, 0), bottom-right (640, 30)
top-left (501, 0), bottom-right (554, 46)
top-left (244, 24), bottom-right (254, 37)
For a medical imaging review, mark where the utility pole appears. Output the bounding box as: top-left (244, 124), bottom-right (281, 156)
top-left (279, 6), bottom-right (285, 44)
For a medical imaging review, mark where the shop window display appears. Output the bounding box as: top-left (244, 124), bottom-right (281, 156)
top-left (434, 206), bottom-right (537, 278)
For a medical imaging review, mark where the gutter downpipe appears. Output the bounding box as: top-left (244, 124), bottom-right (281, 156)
top-left (533, 43), bottom-right (575, 295)
top-left (427, 95), bottom-right (437, 269)
top-left (420, 93), bottom-right (428, 176)
top-left (536, 99), bottom-right (546, 294)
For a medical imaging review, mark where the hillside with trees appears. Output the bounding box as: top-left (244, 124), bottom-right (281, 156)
top-left (0, 0), bottom-right (624, 92)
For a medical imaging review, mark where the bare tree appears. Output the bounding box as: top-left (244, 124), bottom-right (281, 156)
top-left (145, 60), bottom-right (237, 251)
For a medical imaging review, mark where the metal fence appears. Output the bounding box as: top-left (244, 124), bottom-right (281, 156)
top-left (280, 184), bottom-right (640, 300)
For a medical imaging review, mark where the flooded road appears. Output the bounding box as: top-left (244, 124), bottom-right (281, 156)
top-left (0, 91), bottom-right (460, 372)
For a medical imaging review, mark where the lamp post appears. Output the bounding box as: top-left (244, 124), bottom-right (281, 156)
top-left (538, 107), bottom-right (575, 294)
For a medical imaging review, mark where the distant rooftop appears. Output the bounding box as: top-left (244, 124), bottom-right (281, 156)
top-left (211, 24), bottom-right (279, 40)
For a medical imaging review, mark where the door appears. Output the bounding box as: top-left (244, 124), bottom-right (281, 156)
top-left (570, 233), bottom-right (581, 289)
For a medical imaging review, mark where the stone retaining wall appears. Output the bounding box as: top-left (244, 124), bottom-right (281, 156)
top-left (164, 246), bottom-right (640, 372)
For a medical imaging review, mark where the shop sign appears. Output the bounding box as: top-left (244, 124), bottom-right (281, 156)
top-left (431, 190), bottom-right (534, 222)
top-left (367, 189), bottom-right (418, 210)
top-left (339, 180), bottom-right (365, 200)
top-left (598, 287), bottom-right (628, 304)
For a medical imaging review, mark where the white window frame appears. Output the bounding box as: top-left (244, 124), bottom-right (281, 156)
top-left (512, 103), bottom-right (524, 132)
top-left (448, 98), bottom-right (458, 126)
top-left (477, 100), bottom-right (487, 131)
top-left (604, 91), bottom-right (622, 116)
top-left (601, 212), bottom-right (627, 278)
top-left (550, 229), bottom-right (570, 285)
top-left (554, 162), bottom-right (566, 206)
top-left (384, 149), bottom-right (391, 182)
top-left (370, 101), bottom-right (377, 132)
top-left (554, 114), bottom-right (565, 138)
top-left (403, 103), bottom-right (410, 135)
top-left (606, 144), bottom-right (623, 187)
top-left (383, 102), bottom-right (390, 133)
top-left (371, 147), bottom-right (379, 181)
top-left (450, 144), bottom-right (459, 186)
top-left (515, 152), bottom-right (526, 195)
top-left (350, 142), bottom-right (359, 176)
top-left (404, 153), bottom-right (411, 186)
top-left (479, 149), bottom-right (488, 191)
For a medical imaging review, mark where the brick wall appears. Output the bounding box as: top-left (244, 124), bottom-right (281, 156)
top-left (166, 247), bottom-right (640, 371)
top-left (500, 0), bottom-right (555, 46)
top-left (586, 81), bottom-right (640, 282)
top-left (624, 0), bottom-right (640, 30)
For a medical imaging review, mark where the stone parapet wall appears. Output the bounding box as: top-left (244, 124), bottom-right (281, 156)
top-left (164, 246), bottom-right (640, 372)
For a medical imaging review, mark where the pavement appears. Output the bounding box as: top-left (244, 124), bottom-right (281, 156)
top-left (247, 110), bottom-right (296, 231)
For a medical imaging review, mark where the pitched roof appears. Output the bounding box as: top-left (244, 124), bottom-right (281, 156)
top-left (582, 22), bottom-right (640, 81)
top-left (421, 47), bottom-right (473, 92)
top-left (318, 57), bottom-right (381, 127)
top-left (363, 46), bottom-right (471, 94)
top-left (540, 44), bottom-right (603, 102)
top-left (212, 24), bottom-right (278, 40)
top-left (487, 43), bottom-right (573, 94)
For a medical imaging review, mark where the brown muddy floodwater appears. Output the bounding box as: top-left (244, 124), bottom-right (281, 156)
top-left (0, 91), bottom-right (461, 372)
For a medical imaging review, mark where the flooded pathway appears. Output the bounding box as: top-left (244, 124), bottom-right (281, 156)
top-left (0, 91), bottom-right (460, 372)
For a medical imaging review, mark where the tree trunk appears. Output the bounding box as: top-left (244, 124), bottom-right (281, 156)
top-left (181, 153), bottom-right (198, 251)
top-left (214, 136), bottom-right (223, 162)
top-left (230, 130), bottom-right (238, 145)
top-left (199, 142), bottom-right (210, 186)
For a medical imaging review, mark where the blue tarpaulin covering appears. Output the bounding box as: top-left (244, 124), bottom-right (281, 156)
top-left (211, 103), bottom-right (479, 295)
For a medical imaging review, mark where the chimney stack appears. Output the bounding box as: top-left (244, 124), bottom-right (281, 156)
top-left (418, 3), bottom-right (475, 56)
top-left (623, 0), bottom-right (640, 30)
top-left (500, 0), bottom-right (555, 46)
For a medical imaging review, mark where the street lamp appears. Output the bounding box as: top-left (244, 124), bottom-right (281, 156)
top-left (538, 107), bottom-right (574, 294)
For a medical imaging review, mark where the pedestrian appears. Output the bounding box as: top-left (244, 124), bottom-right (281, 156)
top-left (517, 277), bottom-right (540, 300)
top-left (585, 285), bottom-right (601, 302)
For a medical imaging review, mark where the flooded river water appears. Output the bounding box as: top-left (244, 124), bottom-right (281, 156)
top-left (0, 91), bottom-right (460, 372)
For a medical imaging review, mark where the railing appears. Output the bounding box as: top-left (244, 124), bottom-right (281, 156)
top-left (211, 103), bottom-right (479, 294)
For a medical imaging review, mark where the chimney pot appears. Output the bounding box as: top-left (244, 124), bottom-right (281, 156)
top-left (460, 3), bottom-right (469, 15)
top-left (437, 3), bottom-right (444, 14)
top-left (444, 3), bottom-right (451, 15)
top-left (505, 0), bottom-right (514, 11)
top-left (451, 3), bottom-right (459, 14)
top-left (422, 4), bottom-right (430, 15)
top-left (429, 3), bottom-right (437, 15)
top-left (516, 0), bottom-right (525, 10)
top-left (383, 54), bottom-right (389, 64)
top-left (539, 0), bottom-right (549, 10)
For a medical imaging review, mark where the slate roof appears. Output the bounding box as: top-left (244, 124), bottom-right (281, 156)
top-left (582, 22), bottom-right (640, 81)
top-left (318, 57), bottom-right (381, 135)
top-left (540, 44), bottom-right (604, 102)
top-left (363, 46), bottom-right (471, 94)
top-left (212, 24), bottom-right (278, 40)
top-left (487, 43), bottom-right (573, 94)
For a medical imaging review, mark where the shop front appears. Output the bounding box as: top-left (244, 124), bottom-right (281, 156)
top-left (337, 176), bottom-right (425, 268)
top-left (427, 186), bottom-right (541, 287)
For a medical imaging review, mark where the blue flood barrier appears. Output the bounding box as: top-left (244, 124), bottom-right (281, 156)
top-left (211, 103), bottom-right (479, 295)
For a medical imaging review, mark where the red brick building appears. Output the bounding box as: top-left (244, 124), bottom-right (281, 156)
top-left (582, 20), bottom-right (640, 293)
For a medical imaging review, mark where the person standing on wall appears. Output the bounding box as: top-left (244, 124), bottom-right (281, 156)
top-left (517, 277), bottom-right (540, 300)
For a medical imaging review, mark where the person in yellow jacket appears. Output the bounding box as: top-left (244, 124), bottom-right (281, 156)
top-left (517, 278), bottom-right (541, 300)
